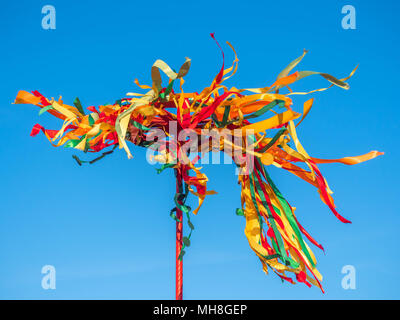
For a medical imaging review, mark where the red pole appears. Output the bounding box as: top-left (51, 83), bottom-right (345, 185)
top-left (175, 170), bottom-right (183, 300)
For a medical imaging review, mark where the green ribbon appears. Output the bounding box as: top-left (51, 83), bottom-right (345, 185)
top-left (244, 99), bottom-right (285, 120)
top-left (72, 144), bottom-right (117, 165)
top-left (172, 173), bottom-right (195, 261)
top-left (260, 160), bottom-right (315, 267)
top-left (38, 105), bottom-right (54, 116)
top-left (131, 120), bottom-right (151, 131)
top-left (258, 127), bottom-right (286, 153)
top-left (73, 97), bottom-right (85, 115)
top-left (249, 168), bottom-right (291, 266)
top-left (212, 105), bottom-right (231, 128)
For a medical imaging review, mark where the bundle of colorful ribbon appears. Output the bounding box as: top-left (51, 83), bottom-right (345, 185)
top-left (14, 34), bottom-right (382, 293)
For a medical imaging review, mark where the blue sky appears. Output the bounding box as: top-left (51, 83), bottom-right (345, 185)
top-left (0, 0), bottom-right (398, 299)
